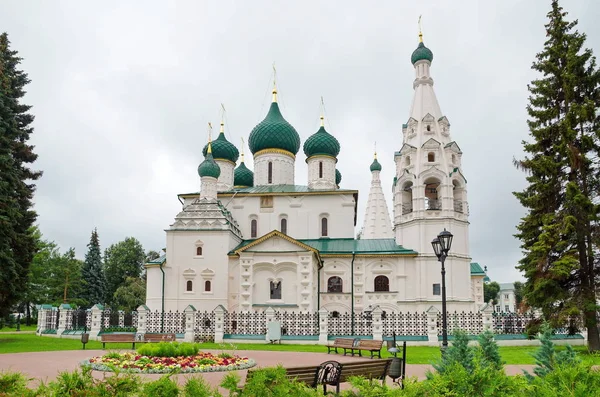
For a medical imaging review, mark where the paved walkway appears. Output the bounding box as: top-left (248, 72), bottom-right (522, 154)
top-left (0, 349), bottom-right (536, 392)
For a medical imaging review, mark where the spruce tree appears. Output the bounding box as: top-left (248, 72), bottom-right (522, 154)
top-left (81, 229), bottom-right (106, 307)
top-left (0, 33), bottom-right (42, 317)
top-left (513, 0), bottom-right (600, 351)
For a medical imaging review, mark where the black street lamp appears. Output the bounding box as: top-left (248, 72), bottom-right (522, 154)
top-left (431, 228), bottom-right (453, 352)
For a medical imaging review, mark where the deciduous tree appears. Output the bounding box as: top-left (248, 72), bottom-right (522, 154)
top-left (103, 237), bottom-right (145, 306)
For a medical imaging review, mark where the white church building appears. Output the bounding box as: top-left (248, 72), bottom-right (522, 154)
top-left (145, 34), bottom-right (487, 315)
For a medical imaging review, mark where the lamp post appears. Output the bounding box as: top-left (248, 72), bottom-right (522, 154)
top-left (431, 228), bottom-right (453, 352)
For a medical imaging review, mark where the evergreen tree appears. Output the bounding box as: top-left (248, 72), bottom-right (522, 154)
top-left (81, 228), bottom-right (106, 307)
top-left (513, 0), bottom-right (600, 351)
top-left (0, 33), bottom-right (42, 317)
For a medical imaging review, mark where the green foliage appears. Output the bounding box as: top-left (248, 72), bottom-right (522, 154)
top-left (112, 276), bottom-right (146, 313)
top-left (528, 324), bottom-right (581, 379)
top-left (478, 330), bottom-right (504, 371)
top-left (431, 329), bottom-right (474, 376)
top-left (483, 282), bottom-right (500, 305)
top-left (0, 371), bottom-right (30, 396)
top-left (136, 342), bottom-right (200, 358)
top-left (218, 352), bottom-right (234, 359)
top-left (0, 32), bottom-right (41, 318)
top-left (197, 358), bottom-right (216, 365)
top-left (81, 229), bottom-right (106, 308)
top-left (513, 0), bottom-right (600, 351)
top-left (529, 361), bottom-right (600, 396)
top-left (221, 366), bottom-right (320, 397)
top-left (183, 376), bottom-right (222, 397)
top-left (141, 375), bottom-right (180, 397)
top-left (525, 318), bottom-right (543, 340)
top-left (102, 326), bottom-right (136, 333)
top-left (103, 237), bottom-right (146, 307)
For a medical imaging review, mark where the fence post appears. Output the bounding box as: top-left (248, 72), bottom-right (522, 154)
top-left (37, 305), bottom-right (49, 335)
top-left (426, 306), bottom-right (440, 347)
top-left (214, 305), bottom-right (226, 343)
top-left (136, 305), bottom-right (149, 340)
top-left (372, 306), bottom-right (383, 341)
top-left (481, 303), bottom-right (494, 331)
top-left (318, 308), bottom-right (329, 345)
top-left (118, 310), bottom-right (125, 328)
top-left (183, 305), bottom-right (197, 342)
top-left (57, 303), bottom-right (71, 337)
top-left (90, 304), bottom-right (104, 340)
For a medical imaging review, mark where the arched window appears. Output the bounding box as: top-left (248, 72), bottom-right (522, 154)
top-left (251, 219), bottom-right (257, 238)
top-left (374, 275), bottom-right (389, 292)
top-left (406, 156), bottom-right (411, 166)
top-left (402, 182), bottom-right (413, 214)
top-left (426, 125), bottom-right (431, 132)
top-left (428, 152), bottom-right (435, 162)
top-left (268, 162), bottom-right (273, 184)
top-left (327, 276), bottom-right (343, 293)
top-left (280, 218), bottom-right (287, 234)
top-left (270, 280), bottom-right (281, 299)
top-left (319, 161), bottom-right (323, 178)
top-left (186, 280), bottom-right (193, 292)
top-left (196, 246), bottom-right (203, 256)
top-left (425, 178), bottom-right (441, 210)
top-left (321, 217), bottom-right (328, 237)
top-left (204, 280), bottom-right (211, 292)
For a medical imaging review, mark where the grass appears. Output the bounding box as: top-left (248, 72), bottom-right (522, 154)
top-left (1, 334), bottom-right (599, 366)
top-left (0, 324), bottom-right (37, 333)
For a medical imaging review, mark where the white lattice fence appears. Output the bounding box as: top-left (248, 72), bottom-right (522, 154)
top-left (437, 311), bottom-right (484, 335)
top-left (224, 311), bottom-right (266, 335)
top-left (273, 311), bottom-right (319, 336)
top-left (382, 312), bottom-right (428, 336)
top-left (194, 311), bottom-right (215, 342)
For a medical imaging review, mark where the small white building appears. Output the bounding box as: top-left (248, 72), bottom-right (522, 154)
top-left (145, 34), bottom-right (487, 314)
top-left (497, 283), bottom-right (517, 313)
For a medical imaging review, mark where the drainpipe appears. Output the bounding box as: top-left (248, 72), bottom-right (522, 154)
top-left (351, 251), bottom-right (356, 336)
top-left (317, 254), bottom-right (324, 310)
top-left (159, 262), bottom-right (165, 333)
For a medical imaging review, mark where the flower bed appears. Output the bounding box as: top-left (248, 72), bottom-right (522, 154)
top-left (82, 351), bottom-right (256, 374)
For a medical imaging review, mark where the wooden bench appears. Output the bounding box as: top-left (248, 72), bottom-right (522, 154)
top-left (244, 359), bottom-right (391, 395)
top-left (326, 338), bottom-right (358, 355)
top-left (100, 333), bottom-right (137, 349)
top-left (143, 333), bottom-right (176, 342)
top-left (354, 339), bottom-right (384, 359)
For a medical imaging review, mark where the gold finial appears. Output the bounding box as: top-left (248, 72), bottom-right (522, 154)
top-left (320, 96), bottom-right (325, 127)
top-left (240, 137), bottom-right (245, 162)
top-left (220, 104), bottom-right (226, 134)
top-left (418, 15), bottom-right (423, 43)
top-left (207, 122), bottom-right (213, 154)
top-left (272, 62), bottom-right (278, 102)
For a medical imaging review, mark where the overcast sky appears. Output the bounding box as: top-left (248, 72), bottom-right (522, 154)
top-left (2, 0), bottom-right (598, 283)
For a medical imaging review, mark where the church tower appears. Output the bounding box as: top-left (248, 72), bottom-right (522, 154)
top-left (361, 151), bottom-right (393, 239)
top-left (303, 112), bottom-right (340, 190)
top-left (202, 118), bottom-right (239, 192)
top-left (393, 31), bottom-right (469, 259)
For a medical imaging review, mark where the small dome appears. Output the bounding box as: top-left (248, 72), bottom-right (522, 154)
top-left (303, 125), bottom-right (340, 159)
top-left (370, 158), bottom-right (382, 172)
top-left (335, 169), bottom-right (342, 185)
top-left (202, 130), bottom-right (239, 163)
top-left (411, 42), bottom-right (433, 65)
top-left (249, 102), bottom-right (301, 155)
top-left (198, 149), bottom-right (221, 179)
top-left (234, 161), bottom-right (254, 188)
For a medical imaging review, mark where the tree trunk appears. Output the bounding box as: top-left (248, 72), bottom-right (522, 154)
top-left (25, 302), bottom-right (31, 326)
top-left (63, 273), bottom-right (69, 303)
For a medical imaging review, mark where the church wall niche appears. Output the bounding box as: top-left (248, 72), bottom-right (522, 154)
top-left (252, 262), bottom-right (298, 306)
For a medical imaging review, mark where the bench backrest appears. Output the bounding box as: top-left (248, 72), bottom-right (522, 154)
top-left (101, 333), bottom-right (135, 342)
top-left (334, 338), bottom-right (356, 347)
top-left (246, 366), bottom-right (317, 386)
top-left (358, 339), bottom-right (383, 349)
top-left (338, 359), bottom-right (391, 383)
top-left (143, 333), bottom-right (176, 342)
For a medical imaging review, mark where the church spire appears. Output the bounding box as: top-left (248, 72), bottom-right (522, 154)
top-left (361, 144), bottom-right (393, 239)
top-left (272, 63), bottom-right (278, 103)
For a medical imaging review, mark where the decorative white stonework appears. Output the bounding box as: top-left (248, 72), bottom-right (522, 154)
top-left (254, 152), bottom-right (295, 186)
top-left (214, 160), bottom-right (235, 192)
top-left (361, 169), bottom-right (393, 239)
top-left (307, 156), bottom-right (336, 190)
top-left (200, 176), bottom-right (218, 201)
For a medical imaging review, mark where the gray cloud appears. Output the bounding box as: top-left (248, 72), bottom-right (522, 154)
top-left (2, 0), bottom-right (597, 284)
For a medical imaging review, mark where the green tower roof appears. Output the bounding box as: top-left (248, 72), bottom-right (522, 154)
top-left (202, 126), bottom-right (239, 163)
top-left (198, 146), bottom-right (221, 179)
top-left (411, 41), bottom-right (433, 65)
top-left (234, 159), bottom-right (254, 188)
top-left (303, 122), bottom-right (340, 159)
top-left (370, 156), bottom-right (382, 172)
top-left (335, 169), bottom-right (342, 185)
top-left (249, 99), bottom-right (301, 156)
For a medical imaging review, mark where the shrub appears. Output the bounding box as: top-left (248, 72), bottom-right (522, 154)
top-left (478, 330), bottom-right (504, 371)
top-left (527, 323), bottom-right (580, 379)
top-left (197, 358), bottom-right (216, 365)
top-left (142, 375), bottom-right (180, 397)
top-left (136, 342), bottom-right (200, 358)
top-left (183, 376), bottom-right (222, 397)
top-left (529, 361), bottom-right (600, 396)
top-left (0, 371), bottom-right (30, 397)
top-left (525, 318), bottom-right (543, 339)
top-left (218, 352), bottom-right (234, 359)
top-left (220, 366), bottom-right (321, 397)
top-left (430, 329), bottom-right (474, 376)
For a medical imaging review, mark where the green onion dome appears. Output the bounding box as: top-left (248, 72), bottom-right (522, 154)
top-left (335, 169), bottom-right (342, 185)
top-left (234, 159), bottom-right (254, 188)
top-left (411, 41), bottom-right (433, 65)
top-left (198, 147), bottom-right (221, 179)
top-left (202, 126), bottom-right (239, 163)
top-left (303, 120), bottom-right (340, 159)
top-left (249, 94), bottom-right (301, 156)
top-left (370, 156), bottom-right (382, 172)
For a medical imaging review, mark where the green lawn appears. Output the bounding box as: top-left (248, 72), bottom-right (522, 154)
top-left (0, 324), bottom-right (37, 333)
top-left (1, 334), bottom-right (599, 366)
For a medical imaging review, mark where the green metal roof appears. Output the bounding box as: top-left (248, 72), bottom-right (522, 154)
top-left (213, 184), bottom-right (358, 195)
top-left (231, 237), bottom-right (417, 256)
top-left (147, 254), bottom-right (166, 265)
top-left (249, 102), bottom-right (301, 155)
top-left (411, 41), bottom-right (433, 64)
top-left (335, 169), bottom-right (342, 185)
top-left (470, 262), bottom-right (486, 276)
top-left (303, 126), bottom-right (340, 159)
top-left (370, 158), bottom-right (382, 172)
